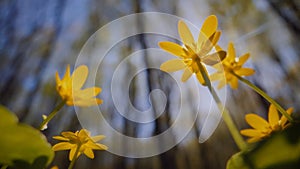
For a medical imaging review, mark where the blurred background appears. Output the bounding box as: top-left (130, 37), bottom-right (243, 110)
top-left (0, 0), bottom-right (300, 168)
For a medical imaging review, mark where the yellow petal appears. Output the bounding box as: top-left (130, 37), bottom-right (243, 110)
top-left (158, 41), bottom-right (185, 57)
top-left (210, 31), bottom-right (221, 47)
top-left (85, 142), bottom-right (101, 149)
top-left (210, 72), bottom-right (224, 81)
top-left (181, 68), bottom-right (193, 82)
top-left (78, 129), bottom-right (90, 138)
top-left (217, 79), bottom-right (227, 89)
top-left (95, 143), bottom-right (108, 150)
top-left (94, 87), bottom-right (102, 95)
top-left (96, 98), bottom-right (103, 104)
top-left (268, 104), bottom-right (279, 128)
top-left (83, 148), bottom-right (95, 159)
top-left (55, 72), bottom-right (61, 85)
top-left (53, 136), bottom-right (70, 141)
top-left (184, 45), bottom-right (197, 58)
top-left (210, 72), bottom-right (226, 89)
top-left (66, 100), bottom-right (74, 106)
top-left (92, 135), bottom-right (106, 142)
top-left (198, 15), bottom-right (218, 45)
top-left (247, 137), bottom-right (262, 143)
top-left (228, 76), bottom-right (238, 89)
top-left (212, 62), bottom-right (223, 70)
top-left (160, 59), bottom-right (186, 72)
top-left (178, 20), bottom-right (194, 47)
top-left (76, 87), bottom-right (102, 100)
top-left (227, 42), bottom-right (236, 62)
top-left (215, 45), bottom-right (223, 52)
top-left (202, 51), bottom-right (226, 65)
top-left (196, 72), bottom-right (205, 85)
top-left (61, 131), bottom-right (76, 138)
top-left (72, 65), bottom-right (88, 90)
top-left (235, 68), bottom-right (255, 76)
top-left (86, 141), bottom-right (108, 150)
top-left (73, 98), bottom-right (102, 107)
top-left (69, 147), bottom-right (77, 161)
top-left (52, 142), bottom-right (73, 151)
top-left (238, 53), bottom-right (250, 66)
top-left (280, 107), bottom-right (293, 127)
top-left (240, 129), bottom-right (263, 137)
top-left (62, 65), bottom-right (71, 82)
top-left (198, 31), bottom-right (221, 56)
top-left (245, 114), bottom-right (270, 131)
top-left (66, 65), bottom-right (71, 76)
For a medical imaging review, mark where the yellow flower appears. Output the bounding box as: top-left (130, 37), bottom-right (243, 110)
top-left (240, 104), bottom-right (293, 143)
top-left (56, 65), bottom-right (103, 106)
top-left (52, 129), bottom-right (108, 161)
top-left (159, 15), bottom-right (226, 85)
top-left (210, 42), bottom-right (255, 89)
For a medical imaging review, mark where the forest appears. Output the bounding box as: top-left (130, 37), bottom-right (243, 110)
top-left (0, 0), bottom-right (300, 169)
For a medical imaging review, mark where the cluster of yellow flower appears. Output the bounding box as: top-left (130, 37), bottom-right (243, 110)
top-left (158, 15), bottom-right (294, 145)
top-left (41, 15), bottom-right (295, 169)
top-left (39, 65), bottom-right (107, 169)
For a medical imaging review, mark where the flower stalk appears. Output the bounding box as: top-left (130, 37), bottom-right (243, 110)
top-left (232, 72), bottom-right (293, 122)
top-left (196, 58), bottom-right (247, 150)
top-left (38, 101), bottom-right (65, 130)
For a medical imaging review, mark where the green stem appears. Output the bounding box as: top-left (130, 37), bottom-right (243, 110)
top-left (232, 73), bottom-right (293, 122)
top-left (68, 144), bottom-right (81, 169)
top-left (196, 59), bottom-right (247, 150)
top-left (1, 165), bottom-right (8, 169)
top-left (38, 101), bottom-right (65, 130)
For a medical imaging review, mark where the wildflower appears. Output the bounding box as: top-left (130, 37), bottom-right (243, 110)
top-left (56, 65), bottom-right (103, 106)
top-left (240, 104), bottom-right (293, 143)
top-left (159, 15), bottom-right (226, 84)
top-left (210, 42), bottom-right (255, 89)
top-left (52, 129), bottom-right (107, 161)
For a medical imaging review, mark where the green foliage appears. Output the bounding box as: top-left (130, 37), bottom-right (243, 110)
top-left (0, 106), bottom-right (54, 168)
top-left (227, 123), bottom-right (300, 169)
top-left (226, 152), bottom-right (251, 169)
top-left (11, 156), bottom-right (49, 169)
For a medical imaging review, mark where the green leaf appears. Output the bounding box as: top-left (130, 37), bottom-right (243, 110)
top-left (0, 105), bottom-right (54, 167)
top-left (0, 106), bottom-right (18, 125)
top-left (226, 152), bottom-right (251, 169)
top-left (12, 156), bottom-right (48, 169)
